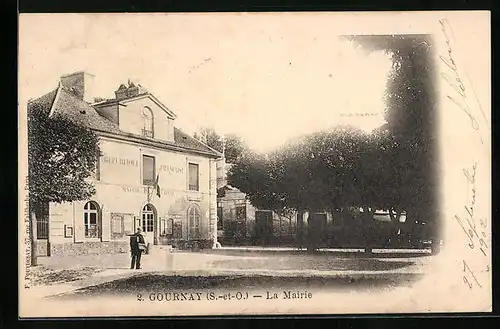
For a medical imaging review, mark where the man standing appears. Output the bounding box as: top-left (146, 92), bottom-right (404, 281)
top-left (130, 227), bottom-right (146, 269)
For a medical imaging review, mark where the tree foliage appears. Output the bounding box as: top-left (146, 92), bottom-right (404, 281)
top-left (194, 126), bottom-right (248, 163)
top-left (225, 35), bottom-right (439, 251)
top-left (228, 126), bottom-right (374, 213)
top-left (28, 103), bottom-right (101, 205)
top-left (227, 35), bottom-right (438, 251)
top-left (349, 35), bottom-right (438, 232)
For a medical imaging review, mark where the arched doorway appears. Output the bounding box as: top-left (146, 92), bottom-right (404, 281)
top-left (141, 203), bottom-right (157, 244)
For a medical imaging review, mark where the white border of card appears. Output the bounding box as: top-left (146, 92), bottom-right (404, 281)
top-left (18, 11), bottom-right (491, 317)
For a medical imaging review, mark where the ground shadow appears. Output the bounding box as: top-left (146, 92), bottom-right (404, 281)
top-left (51, 273), bottom-right (425, 299)
top-left (210, 257), bottom-right (413, 272)
top-left (189, 249), bottom-right (431, 259)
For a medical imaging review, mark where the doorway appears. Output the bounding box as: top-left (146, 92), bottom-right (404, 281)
top-left (141, 204), bottom-right (157, 244)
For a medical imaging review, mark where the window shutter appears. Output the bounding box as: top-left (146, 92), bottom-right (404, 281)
top-left (73, 202), bottom-right (85, 243)
top-left (159, 217), bottom-right (166, 236)
top-left (167, 218), bottom-right (173, 235)
top-left (123, 214), bottom-right (134, 235)
top-left (101, 206), bottom-right (111, 242)
top-left (134, 216), bottom-right (141, 231)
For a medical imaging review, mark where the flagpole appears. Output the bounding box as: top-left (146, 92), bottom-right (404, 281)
top-left (221, 134), bottom-right (226, 184)
top-left (155, 173), bottom-right (161, 198)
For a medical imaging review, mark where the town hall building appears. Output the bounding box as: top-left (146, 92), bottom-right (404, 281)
top-left (29, 71), bottom-right (221, 257)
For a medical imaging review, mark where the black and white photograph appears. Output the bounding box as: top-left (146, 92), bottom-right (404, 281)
top-left (18, 12), bottom-right (491, 317)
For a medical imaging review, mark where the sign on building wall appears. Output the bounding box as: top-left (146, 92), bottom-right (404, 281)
top-left (111, 213), bottom-right (135, 239)
top-left (111, 213), bottom-right (124, 239)
top-left (64, 225), bottom-right (73, 238)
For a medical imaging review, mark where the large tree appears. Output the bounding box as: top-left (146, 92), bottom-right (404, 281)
top-left (194, 127), bottom-right (223, 153)
top-left (194, 126), bottom-right (247, 163)
top-left (228, 36), bottom-right (439, 252)
top-left (348, 35), bottom-right (440, 251)
top-left (27, 103), bottom-right (101, 265)
top-left (228, 125), bottom-right (377, 251)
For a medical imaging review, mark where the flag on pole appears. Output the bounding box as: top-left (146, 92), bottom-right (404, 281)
top-left (154, 174), bottom-right (161, 198)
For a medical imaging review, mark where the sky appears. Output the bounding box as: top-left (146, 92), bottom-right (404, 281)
top-left (19, 13), bottom-right (392, 153)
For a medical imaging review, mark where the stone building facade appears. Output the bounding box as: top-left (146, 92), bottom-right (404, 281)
top-left (30, 71), bottom-right (221, 256)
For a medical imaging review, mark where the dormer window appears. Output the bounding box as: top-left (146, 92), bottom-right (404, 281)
top-left (142, 106), bottom-right (154, 138)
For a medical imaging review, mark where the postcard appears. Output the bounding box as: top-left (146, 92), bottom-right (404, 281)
top-left (18, 11), bottom-right (491, 317)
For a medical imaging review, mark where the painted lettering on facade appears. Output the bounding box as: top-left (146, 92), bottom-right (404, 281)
top-left (121, 185), bottom-right (176, 197)
top-left (102, 156), bottom-right (184, 176)
top-left (102, 156), bottom-right (139, 167)
top-left (121, 185), bottom-right (146, 194)
top-left (159, 189), bottom-right (176, 197)
top-left (158, 164), bottom-right (184, 175)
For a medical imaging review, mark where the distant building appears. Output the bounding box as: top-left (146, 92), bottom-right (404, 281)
top-left (216, 161), bottom-right (305, 246)
top-left (29, 71), bottom-right (221, 257)
top-left (214, 160), bottom-right (409, 248)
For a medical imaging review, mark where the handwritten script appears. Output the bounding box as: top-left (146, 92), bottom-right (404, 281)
top-left (439, 18), bottom-right (489, 142)
top-left (440, 18), bottom-right (490, 290)
top-left (454, 162), bottom-right (489, 289)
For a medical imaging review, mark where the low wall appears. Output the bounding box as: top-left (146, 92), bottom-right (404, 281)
top-left (35, 239), bottom-right (49, 257)
top-left (50, 241), bottom-right (129, 256)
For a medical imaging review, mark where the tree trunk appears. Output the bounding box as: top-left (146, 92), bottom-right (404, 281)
top-left (29, 209), bottom-right (38, 266)
top-left (307, 212), bottom-right (314, 253)
top-left (431, 240), bottom-right (441, 255)
top-left (278, 215), bottom-right (282, 246)
top-left (307, 212), bottom-right (321, 253)
top-left (388, 207), bottom-right (396, 221)
top-left (402, 206), bottom-right (419, 247)
top-left (388, 207), bottom-right (404, 243)
top-left (363, 206), bottom-right (374, 254)
top-left (389, 207), bottom-right (403, 222)
top-left (296, 210), bottom-right (304, 249)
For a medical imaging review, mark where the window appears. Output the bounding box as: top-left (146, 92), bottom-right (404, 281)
top-left (217, 206), bottom-right (223, 230)
top-left (141, 107), bottom-right (154, 138)
top-left (142, 155), bottom-right (155, 185)
top-left (188, 163), bottom-right (199, 191)
top-left (236, 205), bottom-right (246, 222)
top-left (36, 202), bottom-right (49, 239)
top-left (84, 201), bottom-right (100, 238)
top-left (188, 204), bottom-right (201, 239)
top-left (141, 204), bottom-right (155, 233)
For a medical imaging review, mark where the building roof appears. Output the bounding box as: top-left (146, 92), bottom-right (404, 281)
top-left (28, 85), bottom-right (221, 158)
top-left (51, 87), bottom-right (121, 133)
top-left (28, 88), bottom-right (58, 111)
top-left (173, 128), bottom-right (221, 155)
top-left (94, 87), bottom-right (177, 120)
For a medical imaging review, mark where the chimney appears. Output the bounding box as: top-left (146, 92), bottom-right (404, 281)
top-left (115, 80), bottom-right (148, 100)
top-left (115, 83), bottom-right (129, 100)
top-left (60, 71), bottom-right (96, 103)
